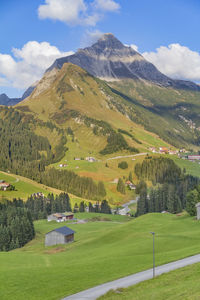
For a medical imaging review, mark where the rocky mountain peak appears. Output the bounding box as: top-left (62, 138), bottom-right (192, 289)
top-left (44, 34), bottom-right (200, 91)
top-left (93, 33), bottom-right (126, 50)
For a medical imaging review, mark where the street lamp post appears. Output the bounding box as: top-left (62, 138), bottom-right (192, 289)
top-left (150, 232), bottom-right (155, 278)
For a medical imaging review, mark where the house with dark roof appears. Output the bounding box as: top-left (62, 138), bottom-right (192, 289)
top-left (47, 212), bottom-right (74, 222)
top-left (45, 226), bottom-right (75, 246)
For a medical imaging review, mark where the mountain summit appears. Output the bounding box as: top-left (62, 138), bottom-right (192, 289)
top-left (47, 33), bottom-right (200, 91)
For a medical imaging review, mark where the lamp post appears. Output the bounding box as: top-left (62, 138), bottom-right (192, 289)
top-left (150, 232), bottom-right (155, 278)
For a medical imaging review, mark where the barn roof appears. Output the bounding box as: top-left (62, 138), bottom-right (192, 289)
top-left (47, 226), bottom-right (75, 236)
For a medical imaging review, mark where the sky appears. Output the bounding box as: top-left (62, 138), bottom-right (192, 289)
top-left (0, 0), bottom-right (200, 97)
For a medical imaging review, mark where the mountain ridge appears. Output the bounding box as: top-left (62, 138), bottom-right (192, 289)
top-left (0, 93), bottom-right (21, 106)
top-left (46, 33), bottom-right (200, 91)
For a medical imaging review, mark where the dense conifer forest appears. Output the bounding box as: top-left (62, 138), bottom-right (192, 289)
top-left (0, 203), bottom-right (35, 251)
top-left (135, 157), bottom-right (199, 216)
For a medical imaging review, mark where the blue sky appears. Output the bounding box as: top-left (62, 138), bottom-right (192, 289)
top-left (0, 0), bottom-right (200, 97)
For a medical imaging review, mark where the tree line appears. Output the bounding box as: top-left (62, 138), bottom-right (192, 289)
top-left (77, 200), bottom-right (111, 214)
top-left (135, 157), bottom-right (199, 216)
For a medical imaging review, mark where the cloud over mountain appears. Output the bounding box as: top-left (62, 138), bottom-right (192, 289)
top-left (143, 44), bottom-right (200, 82)
top-left (0, 41), bottom-right (73, 89)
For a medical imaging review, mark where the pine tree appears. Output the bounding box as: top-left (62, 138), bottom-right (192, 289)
top-left (79, 201), bottom-right (85, 212)
top-left (128, 172), bottom-right (133, 182)
top-left (73, 203), bottom-right (79, 213)
top-left (136, 186), bottom-right (148, 216)
top-left (186, 189), bottom-right (200, 216)
top-left (100, 200), bottom-right (111, 214)
top-left (117, 178), bottom-right (126, 194)
top-left (97, 181), bottom-right (106, 198)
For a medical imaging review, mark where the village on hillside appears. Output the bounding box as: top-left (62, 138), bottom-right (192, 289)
top-left (149, 147), bottom-right (200, 162)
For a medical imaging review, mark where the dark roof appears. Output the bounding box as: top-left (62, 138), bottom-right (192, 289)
top-left (47, 226), bottom-right (75, 236)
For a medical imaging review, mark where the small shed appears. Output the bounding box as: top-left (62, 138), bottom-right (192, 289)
top-left (45, 226), bottom-right (75, 246)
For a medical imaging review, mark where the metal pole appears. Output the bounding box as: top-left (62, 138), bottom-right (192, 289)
top-left (153, 233), bottom-right (155, 278)
top-left (150, 232), bottom-right (155, 278)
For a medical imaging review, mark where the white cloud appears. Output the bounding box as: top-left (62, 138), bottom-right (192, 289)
top-left (0, 41), bottom-right (73, 90)
top-left (143, 44), bottom-right (200, 82)
top-left (38, 0), bottom-right (120, 26)
top-left (94, 0), bottom-right (120, 12)
top-left (38, 0), bottom-right (87, 25)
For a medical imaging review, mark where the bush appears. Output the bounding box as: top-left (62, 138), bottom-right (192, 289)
top-left (118, 161), bottom-right (128, 169)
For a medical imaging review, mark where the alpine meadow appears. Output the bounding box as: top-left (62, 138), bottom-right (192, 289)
top-left (1, 1), bottom-right (200, 299)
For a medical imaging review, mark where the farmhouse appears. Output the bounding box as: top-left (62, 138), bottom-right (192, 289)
top-left (126, 181), bottom-right (136, 190)
top-left (45, 226), bottom-right (75, 246)
top-left (0, 181), bottom-right (10, 191)
top-left (86, 157), bottom-right (97, 162)
top-left (159, 147), bottom-right (169, 154)
top-left (188, 155), bottom-right (200, 161)
top-left (31, 192), bottom-right (45, 198)
top-left (47, 212), bottom-right (74, 222)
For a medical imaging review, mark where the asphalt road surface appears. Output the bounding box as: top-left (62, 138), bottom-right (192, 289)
top-left (62, 254), bottom-right (200, 300)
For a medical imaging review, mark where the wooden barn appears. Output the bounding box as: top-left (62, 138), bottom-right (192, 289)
top-left (45, 226), bottom-right (75, 246)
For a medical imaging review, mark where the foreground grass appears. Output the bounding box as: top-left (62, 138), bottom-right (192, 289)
top-left (1, 213), bottom-right (200, 300)
top-left (98, 262), bottom-right (200, 300)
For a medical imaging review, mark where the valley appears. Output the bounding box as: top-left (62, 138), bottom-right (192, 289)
top-left (1, 26), bottom-right (200, 300)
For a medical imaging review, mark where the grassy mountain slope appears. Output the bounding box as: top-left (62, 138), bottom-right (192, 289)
top-left (0, 171), bottom-right (89, 205)
top-left (1, 213), bottom-right (200, 299)
top-left (12, 63), bottom-right (175, 203)
top-left (110, 79), bottom-right (200, 148)
top-left (18, 63), bottom-right (171, 153)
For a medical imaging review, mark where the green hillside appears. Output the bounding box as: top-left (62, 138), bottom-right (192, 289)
top-left (2, 63), bottom-right (200, 204)
top-left (1, 213), bottom-right (200, 299)
top-left (110, 79), bottom-right (200, 148)
top-left (99, 262), bottom-right (200, 300)
top-left (0, 170), bottom-right (90, 205)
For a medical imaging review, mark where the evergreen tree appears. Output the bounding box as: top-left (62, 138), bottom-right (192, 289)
top-left (73, 203), bottom-right (79, 213)
top-left (97, 181), bottom-right (107, 198)
top-left (186, 189), bottom-right (200, 216)
top-left (128, 172), bottom-right (133, 182)
top-left (118, 161), bottom-right (128, 169)
top-left (100, 200), bottom-right (111, 214)
top-left (136, 186), bottom-right (148, 216)
top-left (117, 178), bottom-right (126, 194)
top-left (79, 201), bottom-right (85, 212)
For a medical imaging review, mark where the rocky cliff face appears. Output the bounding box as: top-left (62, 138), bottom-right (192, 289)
top-left (47, 33), bottom-right (200, 91)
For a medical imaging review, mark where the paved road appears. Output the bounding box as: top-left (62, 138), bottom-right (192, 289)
top-left (106, 153), bottom-right (147, 161)
top-left (122, 197), bottom-right (139, 208)
top-left (62, 254), bottom-right (200, 300)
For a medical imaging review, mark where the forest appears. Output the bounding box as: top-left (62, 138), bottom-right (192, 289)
top-left (0, 107), bottom-right (108, 200)
top-left (0, 202), bottom-right (35, 251)
top-left (135, 157), bottom-right (199, 216)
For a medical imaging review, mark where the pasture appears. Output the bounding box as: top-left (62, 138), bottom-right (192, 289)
top-left (1, 213), bottom-right (200, 300)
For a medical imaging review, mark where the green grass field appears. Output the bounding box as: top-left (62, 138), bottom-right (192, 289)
top-left (166, 155), bottom-right (200, 178)
top-left (1, 213), bottom-right (200, 300)
top-left (0, 171), bottom-right (91, 206)
top-left (98, 261), bottom-right (200, 300)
